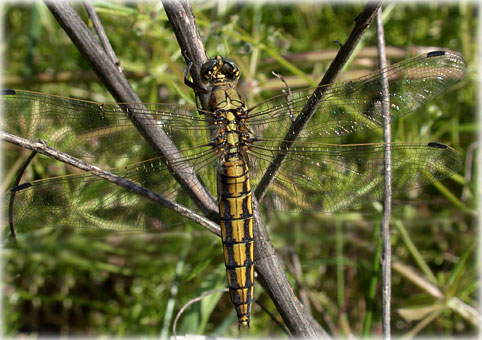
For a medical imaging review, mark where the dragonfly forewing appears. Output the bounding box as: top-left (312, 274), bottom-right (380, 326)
top-left (248, 51), bottom-right (466, 139)
top-left (1, 90), bottom-right (216, 166)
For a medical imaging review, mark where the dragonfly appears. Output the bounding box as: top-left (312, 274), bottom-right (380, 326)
top-left (1, 50), bottom-right (466, 327)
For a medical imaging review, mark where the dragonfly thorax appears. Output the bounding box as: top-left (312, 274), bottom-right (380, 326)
top-left (212, 108), bottom-right (253, 156)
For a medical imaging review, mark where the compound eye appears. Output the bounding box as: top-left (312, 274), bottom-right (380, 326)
top-left (221, 58), bottom-right (240, 78)
top-left (223, 57), bottom-right (236, 66)
top-left (200, 59), bottom-right (219, 79)
top-left (230, 64), bottom-right (240, 78)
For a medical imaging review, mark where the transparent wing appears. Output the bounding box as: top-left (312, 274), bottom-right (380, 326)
top-left (1, 51), bottom-right (466, 232)
top-left (248, 51), bottom-right (466, 139)
top-left (4, 143), bottom-right (219, 233)
top-left (248, 141), bottom-right (462, 212)
top-left (0, 90), bottom-right (215, 163)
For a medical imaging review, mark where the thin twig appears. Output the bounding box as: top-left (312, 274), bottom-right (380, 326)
top-left (83, 0), bottom-right (123, 74)
top-left (1, 131), bottom-right (221, 237)
top-left (255, 1), bottom-right (383, 202)
top-left (376, 8), bottom-right (392, 340)
top-left (8, 150), bottom-right (38, 240)
top-left (255, 300), bottom-right (291, 336)
top-left (172, 288), bottom-right (228, 338)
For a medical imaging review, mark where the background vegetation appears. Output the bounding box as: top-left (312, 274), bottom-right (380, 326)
top-left (2, 1), bottom-right (478, 337)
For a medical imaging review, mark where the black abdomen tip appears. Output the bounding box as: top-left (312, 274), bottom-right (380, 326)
top-left (427, 142), bottom-right (448, 149)
top-left (427, 51), bottom-right (445, 58)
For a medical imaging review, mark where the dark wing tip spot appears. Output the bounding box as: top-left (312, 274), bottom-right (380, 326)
top-left (427, 51), bottom-right (446, 58)
top-left (11, 182), bottom-right (32, 192)
top-left (427, 142), bottom-right (448, 149)
top-left (1, 89), bottom-right (16, 95)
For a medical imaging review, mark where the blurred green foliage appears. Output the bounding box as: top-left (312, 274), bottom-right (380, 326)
top-left (1, 1), bottom-right (477, 338)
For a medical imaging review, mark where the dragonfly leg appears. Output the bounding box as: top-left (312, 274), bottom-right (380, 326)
top-left (182, 50), bottom-right (208, 94)
top-left (182, 50), bottom-right (210, 115)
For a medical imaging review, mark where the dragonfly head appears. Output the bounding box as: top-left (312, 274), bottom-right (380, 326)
top-left (201, 56), bottom-right (240, 86)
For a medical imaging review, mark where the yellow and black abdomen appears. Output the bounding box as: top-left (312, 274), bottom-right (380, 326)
top-left (218, 155), bottom-right (254, 326)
